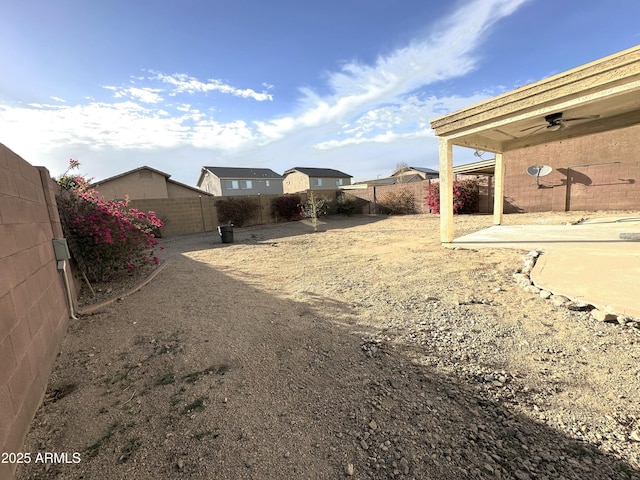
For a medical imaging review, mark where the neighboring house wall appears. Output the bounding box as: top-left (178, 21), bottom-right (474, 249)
top-left (199, 171), bottom-right (283, 196)
top-left (166, 181), bottom-right (207, 198)
top-left (283, 171), bottom-right (310, 193)
top-left (309, 176), bottom-right (350, 190)
top-left (220, 178), bottom-right (282, 196)
top-left (0, 145), bottom-right (77, 480)
top-left (503, 124), bottom-right (640, 212)
top-left (199, 172), bottom-right (223, 196)
top-left (284, 172), bottom-right (351, 193)
top-left (93, 170), bottom-right (169, 200)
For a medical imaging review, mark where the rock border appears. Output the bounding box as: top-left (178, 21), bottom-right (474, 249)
top-left (513, 251), bottom-right (640, 328)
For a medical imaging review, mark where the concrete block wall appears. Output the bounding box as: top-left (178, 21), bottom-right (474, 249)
top-left (503, 124), bottom-right (640, 212)
top-left (130, 192), bottom-right (339, 236)
top-left (346, 178), bottom-right (493, 215)
top-left (130, 197), bottom-right (219, 236)
top-left (0, 144), bottom-right (72, 479)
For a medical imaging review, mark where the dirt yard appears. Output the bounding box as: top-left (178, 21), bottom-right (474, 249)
top-left (17, 212), bottom-right (640, 480)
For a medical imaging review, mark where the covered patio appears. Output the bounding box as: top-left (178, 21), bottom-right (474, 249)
top-left (431, 45), bottom-right (640, 242)
top-left (430, 45), bottom-right (640, 317)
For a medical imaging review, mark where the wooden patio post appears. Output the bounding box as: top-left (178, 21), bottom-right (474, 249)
top-left (439, 137), bottom-right (454, 243)
top-left (493, 152), bottom-right (504, 225)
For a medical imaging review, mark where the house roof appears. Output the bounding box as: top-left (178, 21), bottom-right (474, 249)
top-left (91, 166), bottom-right (169, 185)
top-left (352, 173), bottom-right (425, 186)
top-left (453, 159), bottom-right (496, 176)
top-left (392, 166), bottom-right (439, 176)
top-left (92, 165), bottom-right (212, 196)
top-left (201, 166), bottom-right (283, 179)
top-left (283, 167), bottom-right (352, 178)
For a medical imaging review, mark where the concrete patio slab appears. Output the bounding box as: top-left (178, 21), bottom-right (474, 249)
top-left (451, 218), bottom-right (640, 318)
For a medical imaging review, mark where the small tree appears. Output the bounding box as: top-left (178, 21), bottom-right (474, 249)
top-left (301, 191), bottom-right (328, 232)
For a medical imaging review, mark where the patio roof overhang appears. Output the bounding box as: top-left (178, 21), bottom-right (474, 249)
top-left (430, 45), bottom-right (640, 243)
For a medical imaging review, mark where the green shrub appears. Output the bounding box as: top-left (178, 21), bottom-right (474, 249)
top-left (216, 197), bottom-right (259, 227)
top-left (271, 194), bottom-right (302, 221)
top-left (333, 194), bottom-right (359, 216)
top-left (425, 180), bottom-right (479, 214)
top-left (378, 190), bottom-right (416, 215)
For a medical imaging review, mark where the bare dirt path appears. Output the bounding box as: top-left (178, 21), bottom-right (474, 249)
top-left (17, 213), bottom-right (640, 479)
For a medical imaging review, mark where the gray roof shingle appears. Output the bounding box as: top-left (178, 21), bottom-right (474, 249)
top-left (283, 167), bottom-right (352, 178)
top-left (202, 166), bottom-right (283, 179)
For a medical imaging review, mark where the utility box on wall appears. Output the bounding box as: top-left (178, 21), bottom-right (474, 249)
top-left (52, 238), bottom-right (71, 260)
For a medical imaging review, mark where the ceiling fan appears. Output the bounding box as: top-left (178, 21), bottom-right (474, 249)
top-left (521, 112), bottom-right (600, 135)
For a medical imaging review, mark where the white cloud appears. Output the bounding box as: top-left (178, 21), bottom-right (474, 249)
top-left (0, 0), bottom-right (528, 184)
top-left (150, 72), bottom-right (273, 101)
top-left (103, 85), bottom-right (164, 104)
top-left (50, 96), bottom-right (66, 103)
top-left (255, 0), bottom-right (528, 143)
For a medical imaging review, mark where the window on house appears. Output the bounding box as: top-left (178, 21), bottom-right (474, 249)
top-left (240, 180), bottom-right (253, 189)
top-left (265, 180), bottom-right (270, 187)
top-left (225, 180), bottom-right (239, 189)
top-left (336, 178), bottom-right (344, 186)
top-left (314, 178), bottom-right (323, 187)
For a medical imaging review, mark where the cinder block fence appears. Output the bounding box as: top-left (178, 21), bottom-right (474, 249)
top-left (0, 144), bottom-right (77, 480)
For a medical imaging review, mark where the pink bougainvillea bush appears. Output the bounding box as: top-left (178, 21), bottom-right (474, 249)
top-left (57, 159), bottom-right (163, 281)
top-left (425, 180), bottom-right (480, 215)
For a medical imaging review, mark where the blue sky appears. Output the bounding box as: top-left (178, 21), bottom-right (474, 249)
top-left (1, 0), bottom-right (639, 185)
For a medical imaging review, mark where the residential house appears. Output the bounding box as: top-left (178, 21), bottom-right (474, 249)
top-left (91, 166), bottom-right (210, 200)
top-left (197, 166), bottom-right (284, 196)
top-left (391, 166), bottom-right (439, 182)
top-left (283, 167), bottom-right (352, 193)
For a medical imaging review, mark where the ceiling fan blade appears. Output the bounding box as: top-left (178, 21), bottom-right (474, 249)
top-left (558, 115), bottom-right (601, 122)
top-left (520, 124), bottom-right (547, 132)
top-left (525, 125), bottom-right (547, 136)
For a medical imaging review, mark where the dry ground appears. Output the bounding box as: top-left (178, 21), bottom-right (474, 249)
top-left (16, 212), bottom-right (640, 480)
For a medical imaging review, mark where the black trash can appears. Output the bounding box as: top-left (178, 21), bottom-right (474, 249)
top-left (218, 225), bottom-right (234, 244)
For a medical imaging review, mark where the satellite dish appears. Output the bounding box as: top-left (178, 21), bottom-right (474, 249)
top-left (526, 165), bottom-right (552, 187)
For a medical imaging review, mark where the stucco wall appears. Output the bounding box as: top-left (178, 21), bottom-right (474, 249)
top-left (283, 171), bottom-right (310, 193)
top-left (93, 170), bottom-right (169, 200)
top-left (166, 181), bottom-right (207, 198)
top-left (198, 172), bottom-right (222, 196)
top-left (503, 124), bottom-right (640, 212)
top-left (0, 144), bottom-right (74, 480)
top-left (220, 178), bottom-right (283, 196)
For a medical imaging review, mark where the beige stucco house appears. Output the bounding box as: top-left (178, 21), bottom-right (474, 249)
top-left (91, 166), bottom-right (210, 200)
top-left (391, 166), bottom-right (439, 181)
top-left (283, 167), bottom-right (352, 193)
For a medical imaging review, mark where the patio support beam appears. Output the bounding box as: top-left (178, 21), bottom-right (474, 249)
top-left (493, 152), bottom-right (505, 225)
top-left (439, 137), bottom-right (454, 243)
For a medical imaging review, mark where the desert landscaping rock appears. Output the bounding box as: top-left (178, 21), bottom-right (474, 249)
top-left (16, 212), bottom-right (640, 480)
top-left (592, 309), bottom-right (619, 322)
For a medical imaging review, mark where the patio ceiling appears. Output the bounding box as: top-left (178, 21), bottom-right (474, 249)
top-left (430, 45), bottom-right (640, 243)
